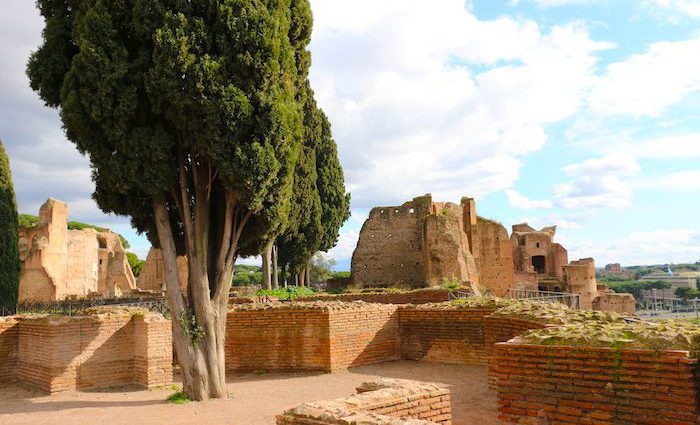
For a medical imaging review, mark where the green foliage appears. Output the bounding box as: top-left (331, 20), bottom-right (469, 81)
top-left (332, 271), bottom-right (351, 279)
top-left (18, 213), bottom-right (38, 228)
top-left (19, 213), bottom-right (131, 249)
top-left (126, 252), bottom-right (145, 277)
top-left (675, 286), bottom-right (700, 300)
top-left (277, 82), bottom-right (349, 274)
top-left (166, 391), bottom-right (190, 404)
top-left (178, 308), bottom-right (205, 346)
top-left (607, 280), bottom-right (672, 300)
top-left (309, 253), bottom-right (335, 283)
top-left (0, 140), bottom-right (20, 310)
top-left (440, 277), bottom-right (461, 291)
top-left (27, 0), bottom-right (316, 260)
top-left (257, 285), bottom-right (315, 300)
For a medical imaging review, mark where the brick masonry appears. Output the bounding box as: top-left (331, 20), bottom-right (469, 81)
top-left (299, 288), bottom-right (450, 304)
top-left (226, 302), bottom-right (400, 373)
top-left (0, 311), bottom-right (172, 393)
top-left (0, 317), bottom-right (18, 382)
top-left (493, 342), bottom-right (700, 424)
top-left (277, 378), bottom-right (451, 425)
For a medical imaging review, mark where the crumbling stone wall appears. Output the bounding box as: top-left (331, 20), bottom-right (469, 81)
top-left (592, 290), bottom-right (636, 314)
top-left (351, 195), bottom-right (432, 287)
top-left (511, 223), bottom-right (568, 280)
top-left (277, 378), bottom-right (451, 425)
top-left (138, 247), bottom-right (188, 293)
top-left (350, 194), bottom-right (515, 292)
top-left (18, 198), bottom-right (136, 302)
top-left (476, 218), bottom-right (516, 296)
top-left (0, 317), bottom-right (18, 382)
top-left (299, 288), bottom-right (450, 304)
top-left (3, 311), bottom-right (171, 392)
top-left (564, 258), bottom-right (602, 310)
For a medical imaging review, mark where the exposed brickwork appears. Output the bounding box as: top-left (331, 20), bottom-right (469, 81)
top-left (299, 288), bottom-right (450, 304)
top-left (8, 312), bottom-right (171, 392)
top-left (329, 305), bottom-right (400, 370)
top-left (493, 342), bottom-right (700, 424)
top-left (0, 317), bottom-right (18, 381)
top-left (277, 378), bottom-right (451, 424)
top-left (226, 302), bottom-right (400, 373)
top-left (399, 307), bottom-right (496, 365)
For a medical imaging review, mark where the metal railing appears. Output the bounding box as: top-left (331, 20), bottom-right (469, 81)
top-left (507, 288), bottom-right (581, 309)
top-left (1, 297), bottom-right (171, 318)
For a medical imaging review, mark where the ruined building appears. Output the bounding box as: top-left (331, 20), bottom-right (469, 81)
top-left (18, 198), bottom-right (136, 302)
top-left (138, 247), bottom-right (189, 294)
top-left (510, 224), bottom-right (634, 313)
top-left (351, 194), bottom-right (635, 313)
top-left (350, 194), bottom-right (515, 296)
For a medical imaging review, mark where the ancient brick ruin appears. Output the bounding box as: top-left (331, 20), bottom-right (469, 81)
top-left (0, 310), bottom-right (172, 392)
top-left (18, 198), bottom-right (137, 302)
top-left (138, 247), bottom-right (189, 294)
top-left (350, 194), bottom-right (515, 296)
top-left (351, 195), bottom-right (634, 313)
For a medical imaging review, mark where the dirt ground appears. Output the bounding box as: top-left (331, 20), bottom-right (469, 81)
top-left (0, 361), bottom-right (499, 425)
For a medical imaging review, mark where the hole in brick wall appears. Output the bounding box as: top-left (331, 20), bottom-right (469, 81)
top-left (380, 209), bottom-right (385, 214)
top-left (409, 208), bottom-right (415, 213)
top-left (395, 209), bottom-right (399, 213)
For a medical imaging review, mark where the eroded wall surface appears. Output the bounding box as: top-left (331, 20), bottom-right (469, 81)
top-left (18, 198), bottom-right (136, 302)
top-left (138, 248), bottom-right (188, 293)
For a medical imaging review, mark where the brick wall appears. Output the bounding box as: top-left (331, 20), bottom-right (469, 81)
top-left (493, 342), bottom-right (699, 424)
top-left (0, 317), bottom-right (18, 381)
top-left (226, 305), bottom-right (331, 373)
top-left (399, 306), bottom-right (496, 365)
top-left (277, 378), bottom-right (451, 424)
top-left (299, 288), bottom-right (450, 304)
top-left (226, 302), bottom-right (400, 373)
top-left (12, 312), bottom-right (171, 392)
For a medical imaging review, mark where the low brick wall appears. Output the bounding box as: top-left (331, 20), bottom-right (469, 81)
top-left (226, 302), bottom-right (400, 373)
top-left (493, 342), bottom-right (700, 424)
top-left (399, 306), bottom-right (496, 365)
top-left (277, 378), bottom-right (451, 424)
top-left (0, 317), bottom-right (18, 382)
top-left (8, 312), bottom-right (172, 393)
top-left (397, 306), bottom-right (545, 366)
top-left (299, 288), bottom-right (450, 305)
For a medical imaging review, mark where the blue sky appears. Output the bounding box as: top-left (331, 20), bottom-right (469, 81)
top-left (1, 0), bottom-right (699, 270)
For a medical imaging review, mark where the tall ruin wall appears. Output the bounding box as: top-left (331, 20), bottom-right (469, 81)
top-left (476, 218), bottom-right (515, 296)
top-left (138, 247), bottom-right (189, 293)
top-left (351, 196), bottom-right (432, 287)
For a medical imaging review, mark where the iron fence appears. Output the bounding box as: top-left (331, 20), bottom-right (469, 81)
top-left (1, 297), bottom-right (171, 318)
top-left (506, 288), bottom-right (581, 309)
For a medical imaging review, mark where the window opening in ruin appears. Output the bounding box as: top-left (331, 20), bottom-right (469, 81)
top-left (380, 209), bottom-right (384, 214)
top-left (98, 238), bottom-right (107, 249)
top-left (99, 259), bottom-right (103, 265)
top-left (532, 255), bottom-right (546, 274)
top-left (536, 242), bottom-right (540, 248)
top-left (394, 209), bottom-right (399, 213)
top-left (409, 208), bottom-right (415, 214)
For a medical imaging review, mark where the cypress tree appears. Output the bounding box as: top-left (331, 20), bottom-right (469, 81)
top-left (0, 139), bottom-right (20, 312)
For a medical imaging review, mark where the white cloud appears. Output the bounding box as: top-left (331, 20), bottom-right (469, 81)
top-left (554, 154), bottom-right (640, 210)
top-left (510, 0), bottom-right (596, 7)
top-left (309, 0), bottom-right (608, 209)
top-left (636, 170), bottom-right (700, 191)
top-left (645, 0), bottom-right (700, 18)
top-left (505, 189), bottom-right (553, 209)
top-left (571, 229), bottom-right (700, 266)
top-left (588, 37), bottom-right (700, 116)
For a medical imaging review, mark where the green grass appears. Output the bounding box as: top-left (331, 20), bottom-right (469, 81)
top-left (256, 285), bottom-right (317, 300)
top-left (166, 391), bottom-right (191, 404)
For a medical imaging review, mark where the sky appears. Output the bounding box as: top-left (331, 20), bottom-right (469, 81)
top-left (1, 0), bottom-right (700, 270)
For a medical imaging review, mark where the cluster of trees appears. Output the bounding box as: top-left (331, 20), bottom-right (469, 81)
top-left (0, 140), bottom-right (19, 312)
top-left (607, 279), bottom-right (672, 300)
top-left (28, 0), bottom-right (348, 400)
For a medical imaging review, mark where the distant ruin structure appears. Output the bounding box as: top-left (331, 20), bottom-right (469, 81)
top-left (138, 247), bottom-right (189, 294)
top-left (18, 198), bottom-right (136, 302)
top-left (350, 194), bottom-right (635, 313)
top-left (350, 194), bottom-right (515, 296)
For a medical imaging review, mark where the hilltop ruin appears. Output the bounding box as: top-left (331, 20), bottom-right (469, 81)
top-left (18, 198), bottom-right (136, 302)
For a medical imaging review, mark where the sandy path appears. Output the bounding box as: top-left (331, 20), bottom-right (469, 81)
top-left (0, 361), bottom-right (499, 425)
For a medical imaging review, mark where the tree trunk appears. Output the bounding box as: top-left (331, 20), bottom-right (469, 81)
top-left (295, 273), bottom-right (299, 286)
top-left (271, 245), bottom-right (279, 290)
top-left (299, 268), bottom-right (306, 287)
top-left (261, 242), bottom-right (272, 290)
top-left (282, 263), bottom-right (287, 288)
top-left (306, 262), bottom-right (311, 287)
